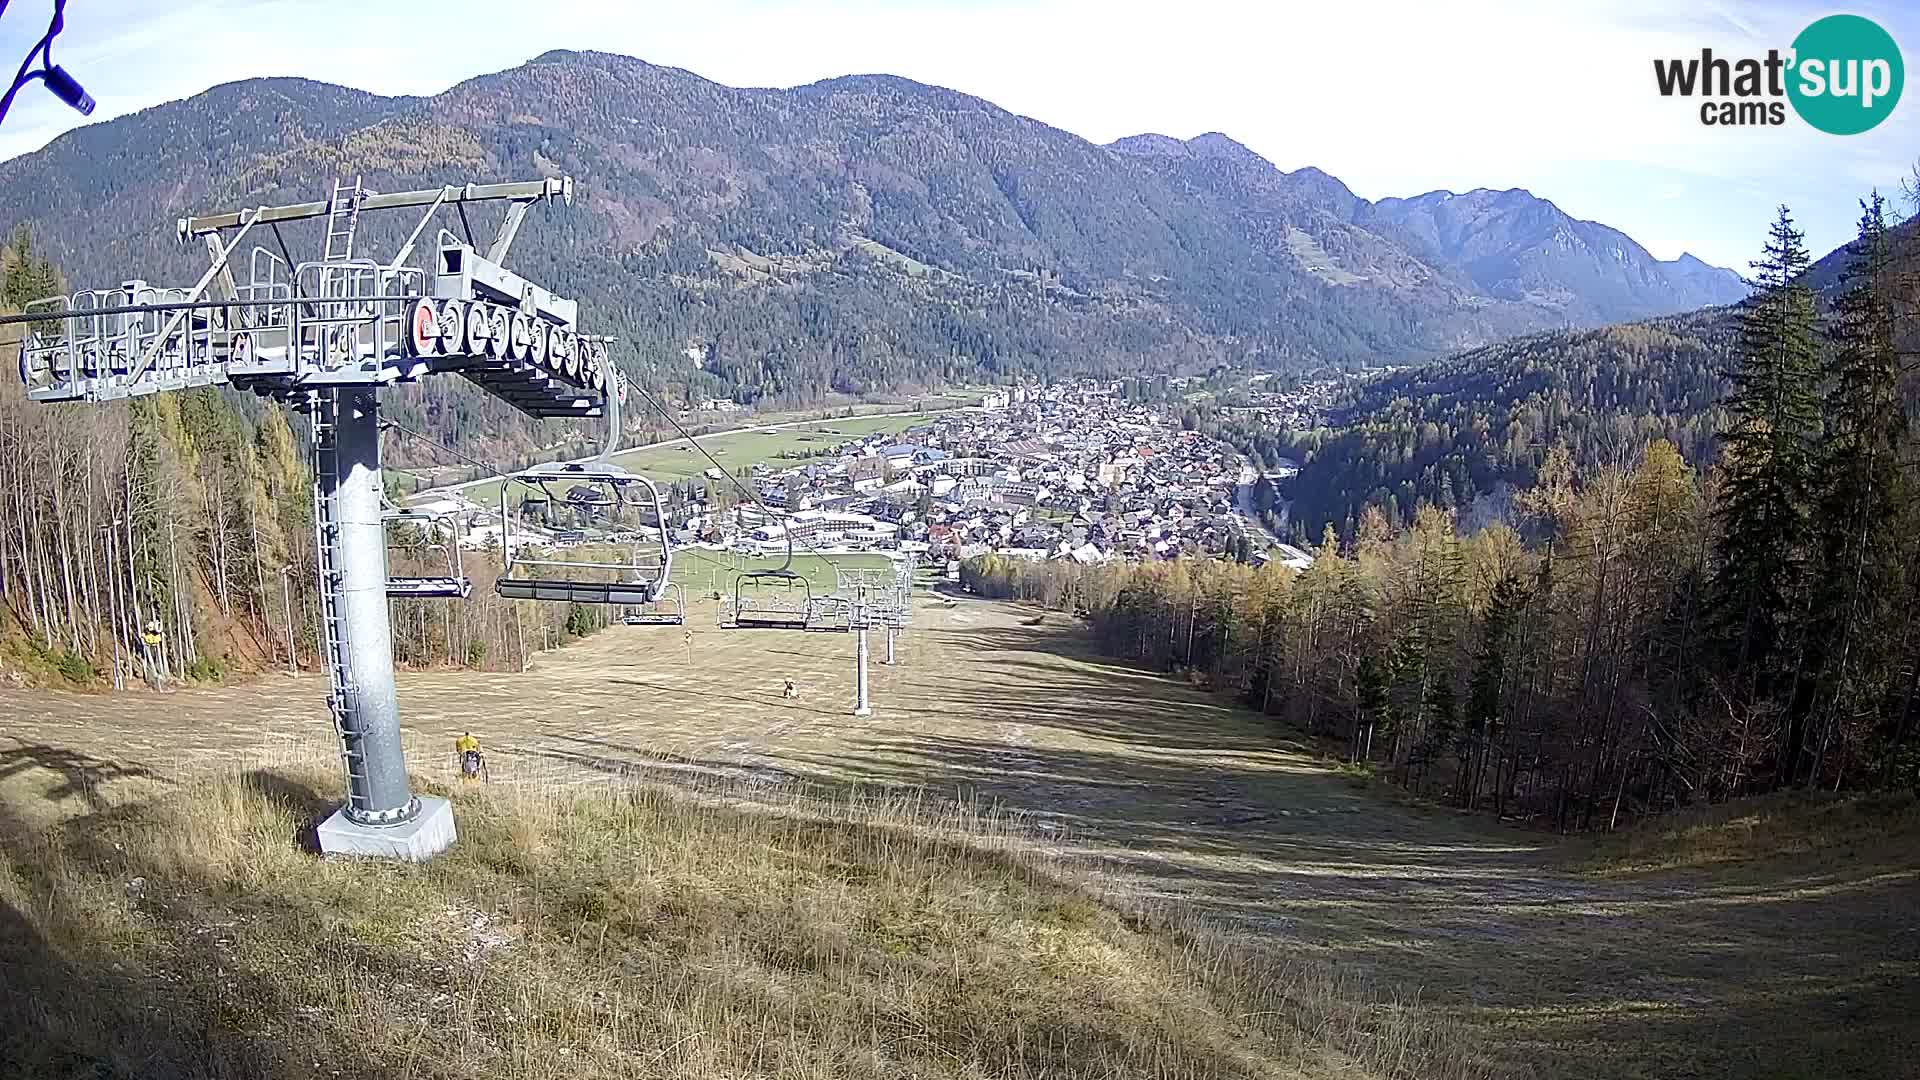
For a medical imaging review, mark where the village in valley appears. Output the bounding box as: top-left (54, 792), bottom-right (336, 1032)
top-left (415, 378), bottom-right (1326, 575)
top-left (718, 376), bottom-right (1331, 571)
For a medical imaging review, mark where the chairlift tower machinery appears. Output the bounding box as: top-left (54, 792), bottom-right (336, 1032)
top-left (849, 585), bottom-right (875, 717)
top-left (839, 560), bottom-right (913, 712)
top-left (6, 175), bottom-right (619, 861)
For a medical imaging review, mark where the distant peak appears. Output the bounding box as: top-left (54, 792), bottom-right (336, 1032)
top-left (1108, 133), bottom-right (1192, 156)
top-left (1186, 131), bottom-right (1265, 163)
top-left (508, 50), bottom-right (703, 83)
top-left (527, 49), bottom-right (647, 67)
top-left (797, 72), bottom-right (1002, 113)
top-left (1667, 252), bottom-right (1741, 280)
top-left (812, 72), bottom-right (925, 89)
top-left (1457, 186), bottom-right (1537, 204)
top-left (1107, 131), bottom-right (1274, 169)
top-left (1405, 186), bottom-right (1531, 203)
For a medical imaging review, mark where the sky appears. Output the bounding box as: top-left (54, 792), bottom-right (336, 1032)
top-left (1, 0), bottom-right (1916, 271)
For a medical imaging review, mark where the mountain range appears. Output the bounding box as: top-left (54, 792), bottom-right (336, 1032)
top-left (1243, 213), bottom-right (1917, 535)
top-left (1105, 132), bottom-right (1743, 328)
top-left (0, 50), bottom-right (1745, 406)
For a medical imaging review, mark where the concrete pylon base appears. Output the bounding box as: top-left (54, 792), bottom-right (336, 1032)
top-left (316, 795), bottom-right (457, 861)
top-left (854, 706), bottom-right (872, 717)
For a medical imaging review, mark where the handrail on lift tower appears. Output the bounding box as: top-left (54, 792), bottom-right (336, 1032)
top-left (177, 178), bottom-right (573, 240)
top-left (9, 177), bottom-right (600, 420)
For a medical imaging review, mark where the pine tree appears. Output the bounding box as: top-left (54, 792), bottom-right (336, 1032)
top-left (3, 225), bottom-right (65, 340)
top-left (1423, 674), bottom-right (1459, 795)
top-left (1806, 193), bottom-right (1908, 786)
top-left (1465, 572), bottom-right (1526, 807)
top-left (1710, 206), bottom-right (1821, 769)
top-left (1355, 650), bottom-right (1390, 762)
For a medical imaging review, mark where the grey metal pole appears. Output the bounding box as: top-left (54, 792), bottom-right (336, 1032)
top-left (99, 523), bottom-right (123, 690)
top-left (322, 389), bottom-right (417, 825)
top-left (281, 568), bottom-right (298, 673)
top-left (854, 592), bottom-right (872, 717)
top-left (884, 622), bottom-right (895, 666)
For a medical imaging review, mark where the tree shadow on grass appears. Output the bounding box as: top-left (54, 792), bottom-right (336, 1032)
top-left (0, 739), bottom-right (161, 810)
top-left (242, 768), bottom-right (339, 854)
top-left (608, 676), bottom-right (853, 718)
top-left (885, 675), bottom-right (1288, 756)
top-left (511, 731), bottom-right (862, 795)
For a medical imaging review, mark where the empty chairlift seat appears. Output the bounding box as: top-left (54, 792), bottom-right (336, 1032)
top-left (498, 578), bottom-right (660, 604)
top-left (620, 582), bottom-right (686, 625)
top-left (388, 576), bottom-right (474, 600)
top-left (805, 594), bottom-right (852, 632)
top-left (730, 569), bottom-right (813, 630)
top-left (496, 460), bottom-right (675, 607)
top-left (384, 507), bottom-right (472, 599)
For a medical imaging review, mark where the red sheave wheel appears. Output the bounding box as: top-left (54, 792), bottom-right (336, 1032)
top-left (407, 298), bottom-right (441, 356)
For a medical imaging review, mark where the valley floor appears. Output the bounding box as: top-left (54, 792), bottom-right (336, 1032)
top-left (2, 597), bottom-right (1915, 1078)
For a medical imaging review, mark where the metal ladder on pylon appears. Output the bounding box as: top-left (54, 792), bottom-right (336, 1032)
top-left (318, 176), bottom-right (364, 324)
top-left (309, 390), bottom-right (370, 815)
top-left (324, 175), bottom-right (363, 264)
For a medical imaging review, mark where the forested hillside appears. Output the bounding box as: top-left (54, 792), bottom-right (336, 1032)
top-left (0, 51), bottom-right (1742, 465)
top-left (968, 449), bottom-right (1917, 827)
top-left (1228, 215), bottom-right (1918, 540)
top-left (1225, 310), bottom-right (1737, 535)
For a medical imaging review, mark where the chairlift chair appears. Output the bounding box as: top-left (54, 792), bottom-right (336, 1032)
top-left (384, 506), bottom-right (472, 599)
top-left (721, 502), bottom-right (820, 630)
top-left (805, 593), bottom-right (853, 633)
top-left (495, 343), bottom-right (677, 606)
top-left (730, 568), bottom-right (814, 630)
top-left (620, 581), bottom-right (686, 625)
top-left (497, 460), bottom-right (674, 605)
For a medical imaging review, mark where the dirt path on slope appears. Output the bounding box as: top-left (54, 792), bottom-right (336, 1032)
top-left (2, 598), bottom-right (1915, 1078)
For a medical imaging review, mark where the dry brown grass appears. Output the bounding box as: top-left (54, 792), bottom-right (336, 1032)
top-left (1571, 790), bottom-right (1920, 877)
top-left (4, 598), bottom-right (1915, 1078)
top-left (0, 757), bottom-right (1495, 1080)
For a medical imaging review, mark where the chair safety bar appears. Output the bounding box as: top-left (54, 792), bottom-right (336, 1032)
top-left (496, 579), bottom-right (663, 605)
top-left (385, 577), bottom-right (473, 600)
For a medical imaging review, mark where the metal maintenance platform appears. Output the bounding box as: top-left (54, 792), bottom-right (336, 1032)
top-left (15, 177), bottom-right (617, 419)
top-left (4, 174), bottom-right (620, 860)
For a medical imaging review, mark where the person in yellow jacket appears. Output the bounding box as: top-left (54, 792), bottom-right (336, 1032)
top-left (455, 732), bottom-right (485, 782)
